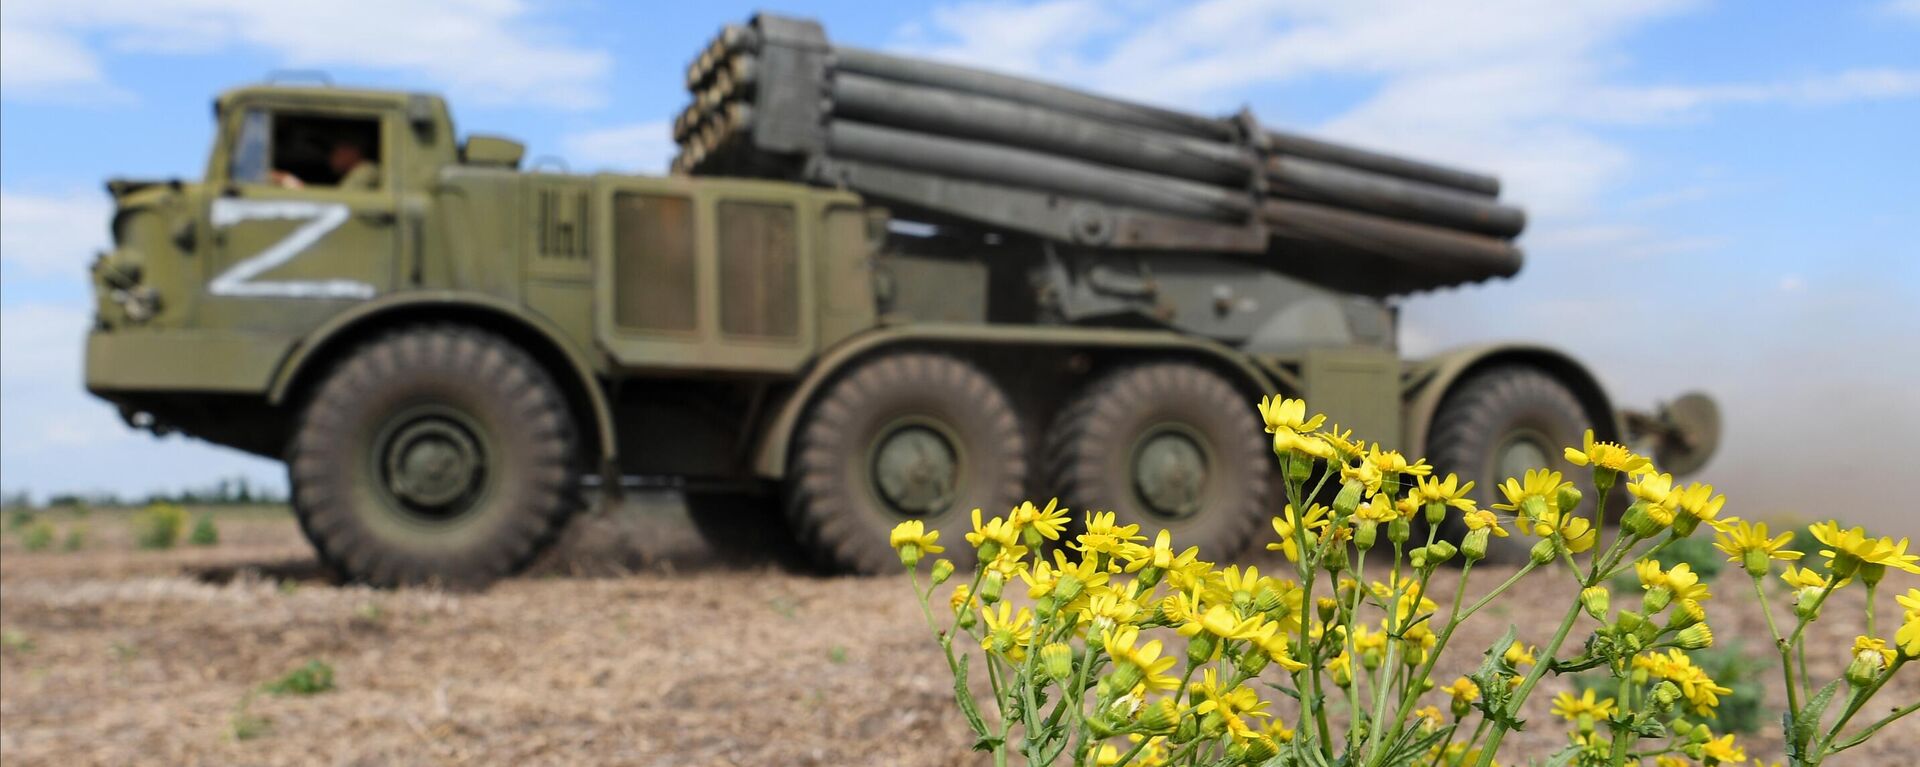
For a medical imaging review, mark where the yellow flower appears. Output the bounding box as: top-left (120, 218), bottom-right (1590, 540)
top-left (1009, 498), bottom-right (1071, 542)
top-left (1413, 473), bottom-right (1478, 513)
top-left (1354, 493), bottom-right (1399, 523)
top-left (1628, 472), bottom-right (1679, 523)
top-left (1492, 468), bottom-right (1568, 515)
top-left (1342, 460), bottom-right (1386, 495)
top-left (1673, 482), bottom-right (1727, 526)
top-left (1779, 563), bottom-right (1843, 590)
top-left (1125, 528), bottom-right (1204, 574)
top-left (1714, 519), bottom-right (1802, 565)
top-left (1701, 733), bottom-right (1745, 764)
top-left (888, 520), bottom-right (943, 566)
top-left (1811, 521), bottom-right (1920, 575)
top-left (1188, 669), bottom-right (1271, 740)
top-left (966, 508), bottom-right (1021, 550)
top-left (1259, 396), bottom-right (1331, 459)
top-left (1558, 515), bottom-right (1599, 553)
top-left (1440, 677), bottom-right (1479, 704)
top-left (1504, 641), bottom-right (1536, 668)
top-left (1179, 604), bottom-right (1264, 642)
top-left (1244, 620), bottom-right (1309, 671)
top-left (1551, 689), bottom-right (1617, 721)
top-left (1319, 424), bottom-right (1365, 460)
top-left (1076, 510), bottom-right (1146, 556)
top-left (1366, 444), bottom-right (1433, 479)
top-left (1664, 563), bottom-right (1712, 603)
top-left (950, 584), bottom-right (976, 614)
top-left (1461, 508), bottom-right (1510, 537)
top-left (1854, 635), bottom-right (1895, 667)
top-left (1898, 589), bottom-right (1920, 657)
top-left (1266, 504), bottom-right (1329, 561)
top-left (1634, 649), bottom-right (1731, 716)
top-left (979, 603), bottom-right (1033, 660)
top-left (1563, 429), bottom-right (1652, 474)
top-left (1105, 625), bottom-right (1180, 692)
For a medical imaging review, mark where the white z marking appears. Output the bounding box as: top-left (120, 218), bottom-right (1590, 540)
top-left (209, 199), bottom-right (374, 299)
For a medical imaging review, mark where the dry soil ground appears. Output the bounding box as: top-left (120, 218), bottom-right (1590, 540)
top-left (2, 498), bottom-right (1915, 766)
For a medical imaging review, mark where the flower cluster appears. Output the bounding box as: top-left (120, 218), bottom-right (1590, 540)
top-left (894, 398), bottom-right (1914, 767)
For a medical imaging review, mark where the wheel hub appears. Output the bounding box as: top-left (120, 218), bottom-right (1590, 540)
top-left (1495, 432), bottom-right (1554, 482)
top-left (383, 417), bottom-right (485, 512)
top-left (1132, 428), bottom-right (1207, 519)
top-left (872, 423), bottom-right (958, 517)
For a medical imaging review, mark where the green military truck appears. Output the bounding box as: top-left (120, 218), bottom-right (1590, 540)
top-left (86, 14), bottom-right (1715, 587)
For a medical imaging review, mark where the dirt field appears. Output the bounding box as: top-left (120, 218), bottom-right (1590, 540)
top-left (3, 498), bottom-right (1915, 766)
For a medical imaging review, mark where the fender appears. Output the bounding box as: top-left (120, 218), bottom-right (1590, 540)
top-left (265, 291), bottom-right (618, 463)
top-left (1401, 342), bottom-right (1623, 456)
top-left (749, 323), bottom-right (1278, 479)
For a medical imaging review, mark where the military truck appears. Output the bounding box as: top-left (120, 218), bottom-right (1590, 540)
top-left (85, 14), bottom-right (1716, 587)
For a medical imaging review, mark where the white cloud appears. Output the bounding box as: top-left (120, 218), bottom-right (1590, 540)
top-left (0, 0), bottom-right (610, 108)
top-left (0, 190), bottom-right (111, 277)
top-left (561, 121), bottom-right (675, 173)
top-left (1885, 0), bottom-right (1920, 19)
top-left (889, 0), bottom-right (1919, 220)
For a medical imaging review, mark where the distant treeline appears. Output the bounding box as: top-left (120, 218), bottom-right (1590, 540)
top-left (0, 476), bottom-right (284, 509)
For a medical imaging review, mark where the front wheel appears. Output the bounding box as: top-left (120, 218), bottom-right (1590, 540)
top-left (1427, 365), bottom-right (1592, 561)
top-left (288, 324), bottom-right (584, 588)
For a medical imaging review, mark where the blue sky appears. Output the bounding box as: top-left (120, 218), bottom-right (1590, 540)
top-left (3, 1), bottom-right (1917, 529)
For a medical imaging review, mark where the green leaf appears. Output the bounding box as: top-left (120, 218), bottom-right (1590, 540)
top-left (952, 655), bottom-right (993, 739)
top-left (1377, 723), bottom-right (1455, 767)
top-left (1794, 679), bottom-right (1843, 750)
top-left (971, 734), bottom-right (1005, 752)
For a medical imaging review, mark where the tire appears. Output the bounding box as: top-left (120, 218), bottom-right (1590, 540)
top-left (288, 324), bottom-right (584, 588)
top-left (786, 352), bottom-right (1027, 574)
top-left (1044, 362), bottom-right (1272, 559)
top-left (1426, 365), bottom-right (1592, 561)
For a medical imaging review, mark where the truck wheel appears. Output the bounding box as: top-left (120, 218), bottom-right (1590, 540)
top-left (1427, 365), bottom-right (1591, 561)
top-left (288, 325), bottom-right (583, 588)
top-left (786, 352), bottom-right (1027, 574)
top-left (1044, 362), bottom-right (1271, 559)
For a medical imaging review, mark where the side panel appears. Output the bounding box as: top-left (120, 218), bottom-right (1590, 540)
top-left (1303, 347), bottom-right (1402, 450)
top-left (590, 175), bottom-right (821, 374)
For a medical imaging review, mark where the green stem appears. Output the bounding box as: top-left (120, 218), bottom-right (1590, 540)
top-left (1828, 698), bottom-right (1920, 754)
top-left (1370, 559), bottom-right (1480, 767)
top-left (1815, 656), bottom-right (1909, 761)
top-left (1472, 597), bottom-right (1587, 767)
top-left (1751, 575), bottom-right (1802, 716)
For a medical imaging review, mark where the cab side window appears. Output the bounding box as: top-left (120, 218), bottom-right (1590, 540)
top-left (229, 110), bottom-right (383, 190)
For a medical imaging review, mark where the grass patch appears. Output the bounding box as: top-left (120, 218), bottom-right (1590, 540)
top-left (131, 504), bottom-right (188, 550)
top-left (265, 660), bottom-right (335, 696)
top-left (188, 513), bottom-right (220, 546)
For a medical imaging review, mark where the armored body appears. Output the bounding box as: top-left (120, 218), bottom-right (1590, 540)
top-left (86, 14), bottom-right (1716, 586)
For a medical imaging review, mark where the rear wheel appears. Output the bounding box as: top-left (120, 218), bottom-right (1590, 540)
top-left (1427, 365), bottom-right (1591, 560)
top-left (785, 351), bottom-right (1028, 574)
top-left (1044, 362), bottom-right (1272, 559)
top-left (288, 325), bottom-right (584, 588)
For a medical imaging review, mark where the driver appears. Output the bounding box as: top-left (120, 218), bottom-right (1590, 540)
top-left (272, 135), bottom-right (378, 190)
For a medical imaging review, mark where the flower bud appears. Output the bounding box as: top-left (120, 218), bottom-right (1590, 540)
top-left (1087, 713), bottom-right (1116, 739)
top-left (1334, 480), bottom-right (1365, 516)
top-left (1793, 587), bottom-right (1823, 621)
top-left (1676, 624), bottom-right (1714, 650)
top-left (1580, 586), bottom-right (1611, 621)
top-left (1324, 542), bottom-right (1350, 573)
top-left (1741, 550), bottom-right (1770, 579)
top-left (980, 571), bottom-right (1005, 603)
top-left (1034, 596), bottom-right (1058, 621)
top-left (897, 543), bottom-right (925, 568)
top-left (1054, 573), bottom-right (1085, 604)
top-left (1238, 647), bottom-right (1270, 677)
top-left (1591, 467), bottom-right (1617, 494)
top-left (1617, 610), bottom-right (1646, 633)
top-left (1530, 538), bottom-right (1558, 564)
top-left (1671, 599), bottom-right (1705, 628)
top-left (1425, 501), bottom-right (1446, 527)
top-left (1557, 484), bottom-right (1584, 515)
top-left (1622, 503), bottom-right (1656, 538)
top-left (1460, 535), bottom-right (1495, 568)
top-left (1389, 517), bottom-right (1411, 545)
top-left (1173, 713), bottom-right (1200, 743)
top-left (1107, 663), bottom-right (1144, 694)
top-left (930, 558), bottom-right (955, 585)
top-left (1136, 565), bottom-right (1163, 589)
top-left (976, 540), bottom-right (1002, 563)
top-left (1672, 513), bottom-right (1700, 539)
top-left (1041, 642), bottom-right (1074, 681)
top-left (957, 608), bottom-right (977, 630)
top-left (1317, 597), bottom-right (1340, 623)
top-left (1848, 648), bottom-right (1886, 688)
top-left (1287, 454), bottom-right (1313, 482)
top-left (1138, 698), bottom-right (1180, 733)
top-left (1188, 633), bottom-right (1219, 666)
top-left (1642, 585), bottom-right (1672, 614)
top-left (1240, 735), bottom-right (1279, 764)
top-left (1427, 540), bottom-right (1458, 565)
top-left (1253, 584), bottom-right (1282, 614)
top-left (1651, 681), bottom-right (1681, 712)
top-left (1354, 519), bottom-right (1379, 550)
top-left (1409, 546), bottom-right (1429, 569)
top-left (1862, 562), bottom-right (1887, 588)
